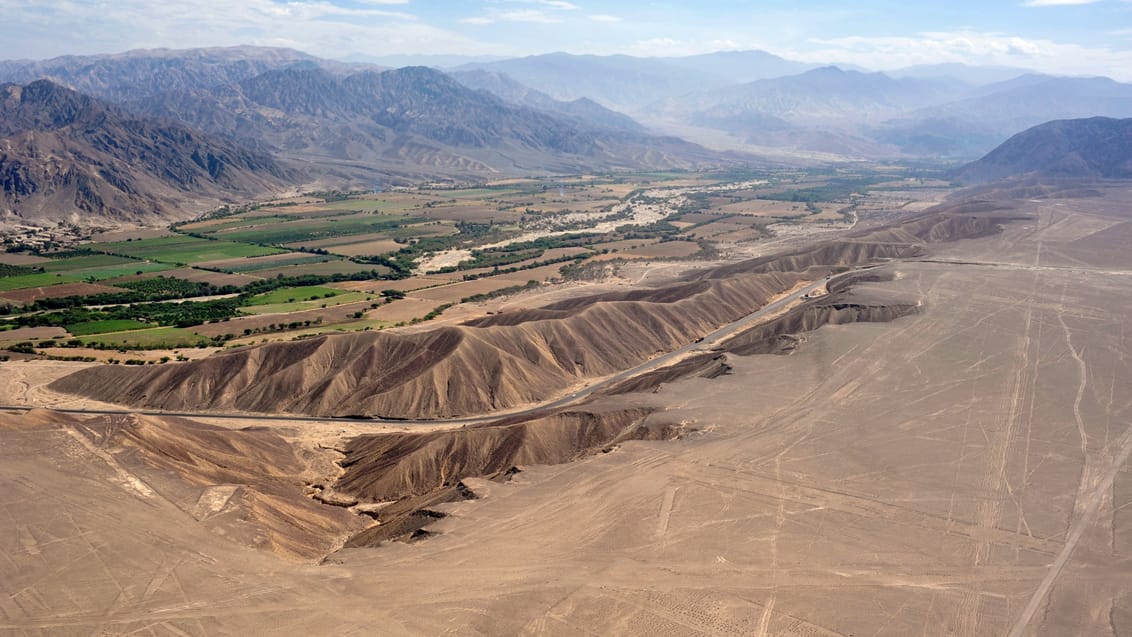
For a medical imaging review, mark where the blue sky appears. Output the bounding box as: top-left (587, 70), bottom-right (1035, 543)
top-left (1, 0), bottom-right (1129, 78)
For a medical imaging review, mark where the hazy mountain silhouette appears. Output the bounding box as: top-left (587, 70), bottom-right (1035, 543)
top-left (953, 116), bottom-right (1132, 184)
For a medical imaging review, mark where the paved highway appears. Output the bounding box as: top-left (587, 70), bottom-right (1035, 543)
top-left (0, 270), bottom-right (856, 427)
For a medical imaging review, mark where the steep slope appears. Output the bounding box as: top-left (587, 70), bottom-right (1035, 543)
top-left (0, 80), bottom-right (296, 223)
top-left (51, 204), bottom-right (1007, 419)
top-left (952, 117), bottom-right (1132, 184)
top-left (135, 66), bottom-right (726, 182)
top-left (0, 45), bottom-right (368, 101)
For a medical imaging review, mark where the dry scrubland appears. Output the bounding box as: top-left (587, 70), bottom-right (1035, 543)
top-left (4, 180), bottom-right (1132, 635)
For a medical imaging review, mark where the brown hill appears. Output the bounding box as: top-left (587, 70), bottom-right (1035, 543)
top-left (0, 80), bottom-right (297, 223)
top-left (51, 202), bottom-right (1007, 420)
top-left (51, 268), bottom-right (810, 418)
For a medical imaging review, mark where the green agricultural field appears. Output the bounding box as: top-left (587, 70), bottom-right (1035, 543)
top-left (242, 206), bottom-right (375, 219)
top-left (0, 272), bottom-right (78, 291)
top-left (192, 216), bottom-right (295, 233)
top-left (70, 261), bottom-right (176, 281)
top-left (219, 254), bottom-right (341, 273)
top-left (366, 199), bottom-right (430, 214)
top-left (274, 198), bottom-right (417, 213)
top-left (67, 319), bottom-right (152, 336)
top-left (39, 254), bottom-right (136, 272)
top-left (79, 326), bottom-right (209, 348)
top-left (626, 171), bottom-right (692, 181)
top-left (240, 291), bottom-right (371, 315)
top-left (213, 215), bottom-right (426, 245)
top-left (292, 200), bottom-right (374, 212)
top-left (247, 285), bottom-right (343, 306)
top-left (15, 254), bottom-right (173, 283)
top-left (101, 236), bottom-right (284, 264)
top-left (437, 187), bottom-right (524, 199)
top-left (384, 222), bottom-right (458, 241)
top-left (250, 261), bottom-right (388, 279)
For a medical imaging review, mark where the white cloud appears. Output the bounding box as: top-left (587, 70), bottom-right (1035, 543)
top-left (589, 14), bottom-right (621, 23)
top-left (459, 0), bottom-right (578, 28)
top-left (783, 30), bottom-right (1132, 81)
top-left (255, 1), bottom-right (415, 20)
top-left (497, 9), bottom-right (560, 23)
top-left (0, 0), bottom-right (510, 59)
top-left (1021, 0), bottom-right (1100, 5)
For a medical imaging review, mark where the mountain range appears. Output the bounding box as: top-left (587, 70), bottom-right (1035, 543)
top-left (439, 52), bottom-right (1132, 160)
top-left (0, 48), bottom-right (736, 222)
top-left (637, 66), bottom-right (1132, 158)
top-left (133, 65), bottom-right (724, 183)
top-left (640, 66), bottom-right (969, 156)
top-left (3, 45), bottom-right (1132, 222)
top-left (0, 46), bottom-right (372, 102)
top-left (453, 50), bottom-right (818, 112)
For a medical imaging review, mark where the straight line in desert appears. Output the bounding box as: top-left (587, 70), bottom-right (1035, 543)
top-left (1006, 419), bottom-right (1132, 637)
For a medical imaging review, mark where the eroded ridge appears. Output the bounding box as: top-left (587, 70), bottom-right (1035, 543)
top-left (49, 205), bottom-right (1005, 420)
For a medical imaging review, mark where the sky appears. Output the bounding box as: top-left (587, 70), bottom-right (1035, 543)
top-left (1, 0), bottom-right (1130, 78)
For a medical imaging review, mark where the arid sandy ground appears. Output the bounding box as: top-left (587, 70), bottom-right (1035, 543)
top-left (3, 186), bottom-right (1132, 635)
